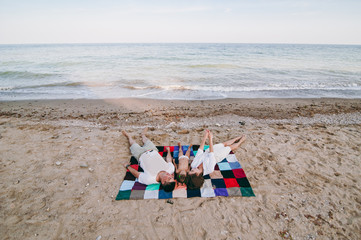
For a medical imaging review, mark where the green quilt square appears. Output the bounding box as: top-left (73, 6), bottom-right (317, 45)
top-left (240, 187), bottom-right (255, 197)
top-left (116, 190), bottom-right (131, 200)
top-left (146, 183), bottom-right (161, 191)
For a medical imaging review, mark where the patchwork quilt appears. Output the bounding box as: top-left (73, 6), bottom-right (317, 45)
top-left (116, 145), bottom-right (255, 200)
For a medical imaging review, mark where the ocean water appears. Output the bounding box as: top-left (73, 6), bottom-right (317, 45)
top-left (0, 43), bottom-right (360, 100)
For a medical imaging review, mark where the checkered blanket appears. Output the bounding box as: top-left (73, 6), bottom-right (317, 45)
top-left (116, 145), bottom-right (255, 200)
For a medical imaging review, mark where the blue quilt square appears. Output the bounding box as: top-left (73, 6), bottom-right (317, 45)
top-left (214, 188), bottom-right (228, 197)
top-left (211, 179), bottom-right (226, 188)
top-left (119, 180), bottom-right (135, 191)
top-left (187, 189), bottom-right (201, 198)
top-left (229, 161), bottom-right (242, 169)
top-left (220, 158), bottom-right (228, 163)
top-left (159, 190), bottom-right (173, 199)
top-left (217, 162), bottom-right (232, 171)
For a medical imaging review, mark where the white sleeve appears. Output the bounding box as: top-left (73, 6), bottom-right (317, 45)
top-left (191, 149), bottom-right (204, 169)
top-left (166, 162), bottom-right (175, 174)
top-left (138, 173), bottom-right (157, 185)
top-left (202, 152), bottom-right (217, 176)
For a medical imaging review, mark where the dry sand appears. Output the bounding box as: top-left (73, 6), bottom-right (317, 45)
top-left (0, 98), bottom-right (360, 240)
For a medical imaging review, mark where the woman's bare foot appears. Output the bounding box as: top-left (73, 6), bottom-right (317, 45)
top-left (208, 130), bottom-right (213, 139)
top-left (229, 135), bottom-right (247, 151)
top-left (238, 135), bottom-right (247, 144)
top-left (202, 129), bottom-right (209, 139)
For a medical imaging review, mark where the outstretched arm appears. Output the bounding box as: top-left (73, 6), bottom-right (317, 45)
top-left (172, 159), bottom-right (178, 172)
top-left (209, 131), bottom-right (214, 153)
top-left (125, 164), bottom-right (140, 178)
top-left (199, 130), bottom-right (209, 151)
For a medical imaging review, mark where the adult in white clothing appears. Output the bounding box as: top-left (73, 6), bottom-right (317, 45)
top-left (188, 130), bottom-right (246, 189)
top-left (122, 128), bottom-right (175, 192)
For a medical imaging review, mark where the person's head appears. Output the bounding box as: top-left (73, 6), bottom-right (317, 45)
top-left (159, 172), bottom-right (176, 192)
top-left (187, 169), bottom-right (204, 189)
top-left (162, 181), bottom-right (176, 192)
top-left (177, 170), bottom-right (187, 183)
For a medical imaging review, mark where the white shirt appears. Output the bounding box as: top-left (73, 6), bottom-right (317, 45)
top-left (204, 143), bottom-right (231, 162)
top-left (191, 149), bottom-right (216, 176)
top-left (138, 150), bottom-right (175, 185)
top-left (191, 144), bottom-right (231, 175)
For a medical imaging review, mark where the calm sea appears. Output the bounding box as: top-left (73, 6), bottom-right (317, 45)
top-left (0, 43), bottom-right (360, 100)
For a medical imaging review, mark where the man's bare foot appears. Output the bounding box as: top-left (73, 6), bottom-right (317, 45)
top-left (122, 130), bottom-right (130, 138)
top-left (141, 127), bottom-right (148, 137)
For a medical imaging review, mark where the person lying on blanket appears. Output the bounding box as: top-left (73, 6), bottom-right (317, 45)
top-left (166, 142), bottom-right (193, 186)
top-left (122, 128), bottom-right (176, 192)
top-left (188, 129), bottom-right (247, 189)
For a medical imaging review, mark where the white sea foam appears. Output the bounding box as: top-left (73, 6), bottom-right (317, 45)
top-left (0, 43), bottom-right (360, 100)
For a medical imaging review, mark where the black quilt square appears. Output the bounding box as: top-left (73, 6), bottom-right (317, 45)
top-left (237, 178), bottom-right (251, 187)
top-left (124, 172), bottom-right (136, 181)
top-left (211, 179), bottom-right (226, 188)
top-left (203, 174), bottom-right (210, 179)
top-left (138, 166), bottom-right (144, 172)
top-left (157, 146), bottom-right (164, 152)
top-left (130, 156), bottom-right (138, 165)
top-left (221, 170), bottom-right (235, 178)
top-left (192, 145), bottom-right (200, 151)
top-left (187, 188), bottom-right (201, 198)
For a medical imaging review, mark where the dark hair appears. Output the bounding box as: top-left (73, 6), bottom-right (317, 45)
top-left (187, 173), bottom-right (204, 189)
top-left (162, 181), bottom-right (176, 192)
top-left (176, 172), bottom-right (187, 183)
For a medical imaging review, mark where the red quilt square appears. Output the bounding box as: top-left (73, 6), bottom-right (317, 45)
top-left (233, 168), bottom-right (246, 178)
top-left (224, 178), bottom-right (239, 188)
top-left (158, 152), bottom-right (164, 157)
top-left (163, 146), bottom-right (174, 152)
top-left (130, 164), bottom-right (139, 171)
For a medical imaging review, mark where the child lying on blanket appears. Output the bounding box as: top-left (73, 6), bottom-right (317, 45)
top-left (166, 143), bottom-right (192, 186)
top-left (188, 129), bottom-right (247, 189)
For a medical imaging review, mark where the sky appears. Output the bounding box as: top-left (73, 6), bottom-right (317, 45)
top-left (0, 0), bottom-right (360, 44)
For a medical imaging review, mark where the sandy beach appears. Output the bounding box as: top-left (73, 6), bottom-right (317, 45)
top-left (0, 98), bottom-right (360, 239)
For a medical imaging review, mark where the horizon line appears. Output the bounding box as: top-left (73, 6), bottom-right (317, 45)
top-left (1, 42), bottom-right (361, 46)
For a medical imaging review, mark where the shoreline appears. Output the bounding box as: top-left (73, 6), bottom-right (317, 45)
top-left (1, 97), bottom-right (361, 239)
top-left (1, 97), bottom-right (360, 116)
